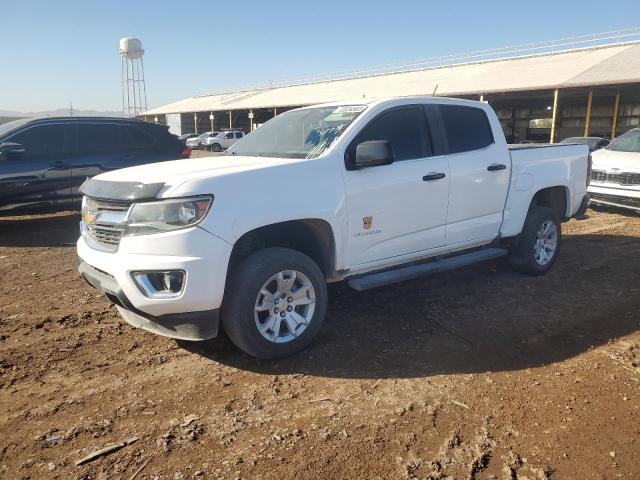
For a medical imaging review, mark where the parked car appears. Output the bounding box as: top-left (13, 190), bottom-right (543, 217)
top-left (559, 136), bottom-right (610, 152)
top-left (185, 132), bottom-right (219, 150)
top-left (588, 128), bottom-right (640, 212)
top-left (0, 117), bottom-right (190, 214)
top-left (202, 130), bottom-right (245, 151)
top-left (178, 133), bottom-right (198, 142)
top-left (77, 97), bottom-right (589, 359)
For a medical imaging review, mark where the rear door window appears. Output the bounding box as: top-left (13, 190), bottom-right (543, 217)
top-left (224, 132), bottom-right (234, 139)
top-left (235, 132), bottom-right (243, 139)
top-left (122, 125), bottom-right (157, 149)
top-left (76, 123), bottom-right (124, 155)
top-left (439, 105), bottom-right (494, 154)
top-left (355, 107), bottom-right (432, 161)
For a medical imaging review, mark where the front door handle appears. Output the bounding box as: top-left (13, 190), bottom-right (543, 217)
top-left (487, 163), bottom-right (507, 171)
top-left (423, 172), bottom-right (446, 181)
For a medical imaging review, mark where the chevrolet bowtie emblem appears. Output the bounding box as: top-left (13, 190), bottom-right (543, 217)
top-left (83, 209), bottom-right (98, 225)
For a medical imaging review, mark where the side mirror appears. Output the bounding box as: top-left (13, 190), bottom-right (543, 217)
top-left (353, 140), bottom-right (395, 169)
top-left (0, 142), bottom-right (25, 161)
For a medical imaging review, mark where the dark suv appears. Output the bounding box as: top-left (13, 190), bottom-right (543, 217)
top-left (0, 117), bottom-right (190, 214)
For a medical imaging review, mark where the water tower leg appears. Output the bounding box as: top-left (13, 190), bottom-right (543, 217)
top-left (140, 57), bottom-right (148, 112)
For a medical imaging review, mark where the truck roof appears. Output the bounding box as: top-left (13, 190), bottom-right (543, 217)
top-left (300, 96), bottom-right (487, 110)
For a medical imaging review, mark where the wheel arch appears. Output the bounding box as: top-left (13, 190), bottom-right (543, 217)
top-left (530, 185), bottom-right (570, 219)
top-left (501, 183), bottom-right (571, 239)
top-left (227, 219), bottom-right (337, 281)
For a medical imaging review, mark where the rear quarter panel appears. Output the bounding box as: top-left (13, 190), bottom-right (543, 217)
top-left (500, 144), bottom-right (588, 238)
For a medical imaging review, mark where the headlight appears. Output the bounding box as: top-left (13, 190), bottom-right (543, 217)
top-left (124, 196), bottom-right (213, 236)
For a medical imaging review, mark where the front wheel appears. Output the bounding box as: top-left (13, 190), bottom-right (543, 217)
top-left (222, 247), bottom-right (327, 359)
top-left (211, 143), bottom-right (222, 152)
top-left (508, 206), bottom-right (561, 276)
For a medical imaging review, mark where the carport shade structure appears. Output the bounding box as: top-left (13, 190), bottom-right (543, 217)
top-left (142, 29), bottom-right (640, 143)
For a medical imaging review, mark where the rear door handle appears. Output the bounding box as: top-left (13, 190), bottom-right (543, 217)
top-left (423, 172), bottom-right (446, 181)
top-left (487, 163), bottom-right (507, 171)
top-left (49, 160), bottom-right (68, 169)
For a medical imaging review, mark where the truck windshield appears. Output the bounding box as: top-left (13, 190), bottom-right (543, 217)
top-left (608, 129), bottom-right (640, 153)
top-left (227, 105), bottom-right (366, 159)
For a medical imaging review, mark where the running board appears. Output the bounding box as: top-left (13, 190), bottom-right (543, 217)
top-left (348, 248), bottom-right (508, 291)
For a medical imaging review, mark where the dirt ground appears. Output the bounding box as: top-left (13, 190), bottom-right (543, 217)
top-left (1, 206), bottom-right (639, 480)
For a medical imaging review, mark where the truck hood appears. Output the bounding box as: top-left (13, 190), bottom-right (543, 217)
top-left (591, 148), bottom-right (640, 172)
top-left (93, 155), bottom-right (303, 195)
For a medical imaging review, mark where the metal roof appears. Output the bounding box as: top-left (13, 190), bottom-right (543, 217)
top-left (143, 41), bottom-right (640, 116)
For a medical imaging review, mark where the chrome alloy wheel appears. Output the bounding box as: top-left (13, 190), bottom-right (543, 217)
top-left (533, 220), bottom-right (558, 266)
top-left (254, 270), bottom-right (316, 343)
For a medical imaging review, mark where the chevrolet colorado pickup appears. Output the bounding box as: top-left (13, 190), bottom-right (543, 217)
top-left (77, 97), bottom-right (590, 359)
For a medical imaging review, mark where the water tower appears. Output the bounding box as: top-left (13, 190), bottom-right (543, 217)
top-left (119, 37), bottom-right (148, 117)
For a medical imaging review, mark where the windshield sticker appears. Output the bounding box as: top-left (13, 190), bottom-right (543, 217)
top-left (333, 105), bottom-right (367, 114)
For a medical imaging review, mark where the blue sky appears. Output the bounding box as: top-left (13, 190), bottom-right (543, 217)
top-left (0, 0), bottom-right (637, 112)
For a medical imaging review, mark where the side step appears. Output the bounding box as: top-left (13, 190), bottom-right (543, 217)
top-left (347, 247), bottom-right (508, 291)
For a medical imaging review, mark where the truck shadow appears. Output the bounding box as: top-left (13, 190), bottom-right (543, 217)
top-left (0, 211), bottom-right (80, 247)
top-left (182, 232), bottom-right (640, 379)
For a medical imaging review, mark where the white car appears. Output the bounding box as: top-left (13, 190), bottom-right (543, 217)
top-left (76, 97), bottom-right (589, 359)
top-left (185, 132), bottom-right (219, 150)
top-left (202, 130), bottom-right (245, 152)
top-left (588, 128), bottom-right (640, 212)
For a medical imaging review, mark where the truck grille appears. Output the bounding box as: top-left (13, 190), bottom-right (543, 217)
top-left (590, 170), bottom-right (640, 186)
top-left (82, 197), bottom-right (131, 251)
top-left (85, 197), bottom-right (130, 212)
top-left (87, 224), bottom-right (124, 246)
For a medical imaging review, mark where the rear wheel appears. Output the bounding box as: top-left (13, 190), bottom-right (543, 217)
top-left (508, 206), bottom-right (561, 275)
top-left (222, 247), bottom-right (327, 359)
top-left (212, 143), bottom-right (222, 152)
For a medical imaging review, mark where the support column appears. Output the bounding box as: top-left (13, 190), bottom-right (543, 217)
top-left (249, 110), bottom-right (254, 131)
top-left (550, 89), bottom-right (560, 144)
top-left (273, 107), bottom-right (277, 118)
top-left (583, 91), bottom-right (593, 137)
top-left (228, 111), bottom-right (233, 129)
top-left (210, 112), bottom-right (214, 132)
top-left (194, 113), bottom-right (198, 134)
top-left (479, 94), bottom-right (484, 102)
top-left (611, 93), bottom-right (621, 139)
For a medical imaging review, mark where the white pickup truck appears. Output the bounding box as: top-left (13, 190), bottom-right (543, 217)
top-left (77, 97), bottom-right (590, 359)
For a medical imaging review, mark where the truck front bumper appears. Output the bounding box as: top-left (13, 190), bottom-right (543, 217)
top-left (77, 226), bottom-right (233, 341)
top-left (588, 183), bottom-right (640, 212)
top-left (78, 261), bottom-right (220, 340)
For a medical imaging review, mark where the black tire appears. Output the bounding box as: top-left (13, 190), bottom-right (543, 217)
top-left (212, 143), bottom-right (222, 152)
top-left (222, 247), bottom-right (327, 359)
top-left (508, 206), bottom-right (561, 276)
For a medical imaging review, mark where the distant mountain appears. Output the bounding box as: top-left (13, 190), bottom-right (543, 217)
top-left (0, 108), bottom-right (125, 118)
